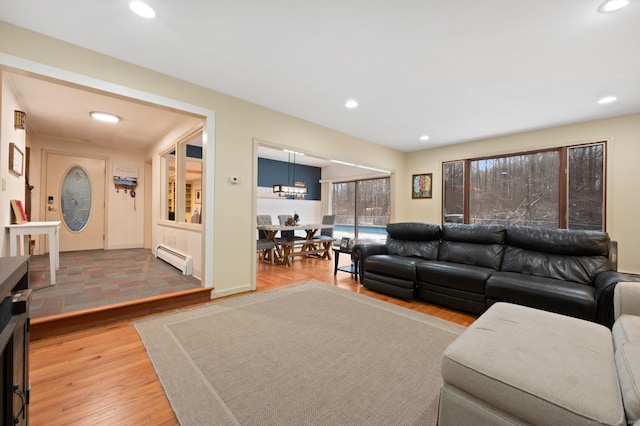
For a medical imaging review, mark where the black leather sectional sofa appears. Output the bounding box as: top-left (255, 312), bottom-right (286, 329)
top-left (352, 222), bottom-right (634, 326)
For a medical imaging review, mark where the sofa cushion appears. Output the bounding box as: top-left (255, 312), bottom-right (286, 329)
top-left (441, 303), bottom-right (625, 426)
top-left (486, 271), bottom-right (597, 321)
top-left (615, 343), bottom-right (640, 423)
top-left (442, 223), bottom-right (505, 244)
top-left (613, 314), bottom-right (640, 352)
top-left (501, 246), bottom-right (610, 285)
top-left (438, 241), bottom-right (504, 270)
top-left (386, 222), bottom-right (441, 241)
top-left (385, 222), bottom-right (441, 259)
top-left (505, 225), bottom-right (611, 256)
top-left (416, 261), bottom-right (493, 294)
top-left (365, 254), bottom-right (426, 281)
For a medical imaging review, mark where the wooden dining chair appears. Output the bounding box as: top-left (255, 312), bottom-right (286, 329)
top-left (257, 214), bottom-right (275, 263)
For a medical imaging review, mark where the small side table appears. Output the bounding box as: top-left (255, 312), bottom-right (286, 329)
top-left (332, 246), bottom-right (358, 280)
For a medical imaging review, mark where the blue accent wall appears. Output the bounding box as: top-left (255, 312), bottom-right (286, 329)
top-left (258, 158), bottom-right (321, 200)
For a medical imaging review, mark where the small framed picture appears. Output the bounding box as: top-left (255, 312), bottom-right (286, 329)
top-left (195, 189), bottom-right (202, 204)
top-left (412, 173), bottom-right (432, 199)
top-left (9, 143), bottom-right (24, 176)
top-left (340, 237), bottom-right (352, 250)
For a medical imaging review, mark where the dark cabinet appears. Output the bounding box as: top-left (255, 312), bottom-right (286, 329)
top-left (0, 256), bottom-right (30, 426)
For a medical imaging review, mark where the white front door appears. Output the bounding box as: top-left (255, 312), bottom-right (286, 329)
top-left (45, 152), bottom-right (106, 252)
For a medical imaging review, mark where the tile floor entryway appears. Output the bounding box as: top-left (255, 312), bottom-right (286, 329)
top-left (29, 248), bottom-right (201, 318)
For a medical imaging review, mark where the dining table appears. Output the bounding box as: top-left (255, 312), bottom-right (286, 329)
top-left (257, 223), bottom-right (335, 266)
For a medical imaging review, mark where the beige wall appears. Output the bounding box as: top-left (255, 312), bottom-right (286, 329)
top-left (405, 113), bottom-right (640, 274)
top-left (0, 72), bottom-right (27, 256)
top-left (0, 22), bottom-right (405, 296)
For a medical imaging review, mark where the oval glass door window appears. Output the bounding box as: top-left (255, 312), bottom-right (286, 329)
top-left (61, 166), bottom-right (92, 232)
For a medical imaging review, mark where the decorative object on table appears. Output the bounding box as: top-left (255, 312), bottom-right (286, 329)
top-left (14, 110), bottom-right (26, 130)
top-left (293, 212), bottom-right (299, 225)
top-left (272, 151), bottom-right (308, 199)
top-left (340, 237), bottom-right (352, 250)
top-left (412, 173), bottom-right (432, 199)
top-left (9, 143), bottom-right (24, 176)
top-left (10, 200), bottom-right (27, 224)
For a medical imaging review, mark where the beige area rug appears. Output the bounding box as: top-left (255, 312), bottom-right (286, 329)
top-left (134, 281), bottom-right (465, 425)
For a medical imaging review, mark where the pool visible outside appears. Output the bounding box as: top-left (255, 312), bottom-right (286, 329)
top-left (334, 225), bottom-right (387, 243)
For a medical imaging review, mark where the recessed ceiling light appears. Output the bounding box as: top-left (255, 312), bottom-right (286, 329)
top-left (345, 100), bottom-right (358, 109)
top-left (419, 135), bottom-right (430, 141)
top-left (598, 0), bottom-right (629, 13)
top-left (130, 1), bottom-right (156, 19)
top-left (598, 96), bottom-right (618, 104)
top-left (90, 111), bottom-right (121, 123)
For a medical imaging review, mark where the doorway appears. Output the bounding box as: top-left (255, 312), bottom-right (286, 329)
top-left (44, 152), bottom-right (106, 252)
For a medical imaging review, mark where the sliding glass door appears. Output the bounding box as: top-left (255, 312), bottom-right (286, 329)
top-left (331, 177), bottom-right (390, 241)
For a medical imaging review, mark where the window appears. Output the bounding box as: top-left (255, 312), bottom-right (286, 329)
top-left (331, 177), bottom-right (390, 240)
top-left (443, 161), bottom-right (464, 223)
top-left (442, 142), bottom-right (606, 230)
top-left (161, 130), bottom-right (203, 224)
top-left (568, 144), bottom-right (604, 230)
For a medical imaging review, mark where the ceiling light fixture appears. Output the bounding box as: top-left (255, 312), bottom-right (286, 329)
top-left (130, 1), bottom-right (156, 19)
top-left (419, 135), bottom-right (430, 141)
top-left (598, 96), bottom-right (618, 104)
top-left (598, 0), bottom-right (630, 13)
top-left (90, 111), bottom-right (121, 123)
top-left (273, 152), bottom-right (307, 199)
top-left (345, 100), bottom-right (358, 109)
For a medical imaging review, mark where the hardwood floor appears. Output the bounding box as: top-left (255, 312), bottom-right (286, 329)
top-left (29, 255), bottom-right (476, 425)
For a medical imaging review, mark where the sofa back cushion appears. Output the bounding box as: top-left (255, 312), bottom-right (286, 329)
top-left (385, 222), bottom-right (441, 259)
top-left (503, 226), bottom-right (612, 284)
top-left (438, 224), bottom-right (506, 270)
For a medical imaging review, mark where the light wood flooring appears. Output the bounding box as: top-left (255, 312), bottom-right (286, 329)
top-left (29, 255), bottom-right (476, 425)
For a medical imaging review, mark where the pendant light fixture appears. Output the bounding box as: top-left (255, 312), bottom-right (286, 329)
top-left (273, 152), bottom-right (308, 199)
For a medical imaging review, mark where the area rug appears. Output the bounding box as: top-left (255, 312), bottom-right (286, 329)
top-left (134, 280), bottom-right (465, 425)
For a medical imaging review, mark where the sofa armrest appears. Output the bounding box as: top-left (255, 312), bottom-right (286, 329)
top-left (594, 272), bottom-right (640, 327)
top-left (614, 281), bottom-right (640, 320)
top-left (351, 243), bottom-right (388, 283)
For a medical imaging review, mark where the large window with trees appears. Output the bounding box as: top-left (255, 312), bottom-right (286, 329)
top-left (331, 177), bottom-right (390, 240)
top-left (443, 141), bottom-right (605, 230)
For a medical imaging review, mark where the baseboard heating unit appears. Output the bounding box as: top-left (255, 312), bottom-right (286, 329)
top-left (155, 244), bottom-right (194, 276)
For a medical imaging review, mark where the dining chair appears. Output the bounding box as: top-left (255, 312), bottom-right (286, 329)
top-left (256, 238), bottom-right (276, 264)
top-left (313, 215), bottom-right (336, 242)
top-left (257, 214), bottom-right (275, 263)
top-left (257, 214), bottom-right (272, 240)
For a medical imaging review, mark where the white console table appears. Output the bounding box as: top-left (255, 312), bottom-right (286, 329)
top-left (6, 221), bottom-right (61, 285)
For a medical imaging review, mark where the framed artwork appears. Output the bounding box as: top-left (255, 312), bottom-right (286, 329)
top-left (340, 237), bottom-right (352, 250)
top-left (412, 173), bottom-right (432, 199)
top-left (195, 189), bottom-right (202, 204)
top-left (9, 143), bottom-right (24, 176)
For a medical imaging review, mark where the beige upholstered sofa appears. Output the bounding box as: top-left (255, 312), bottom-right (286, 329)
top-left (438, 281), bottom-right (640, 425)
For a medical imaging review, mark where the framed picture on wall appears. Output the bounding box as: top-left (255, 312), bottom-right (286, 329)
top-left (412, 173), bottom-right (432, 199)
top-left (9, 143), bottom-right (24, 176)
top-left (195, 189), bottom-right (202, 204)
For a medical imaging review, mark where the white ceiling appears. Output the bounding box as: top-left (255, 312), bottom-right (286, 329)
top-left (6, 72), bottom-right (202, 150)
top-left (1, 0), bottom-right (639, 153)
